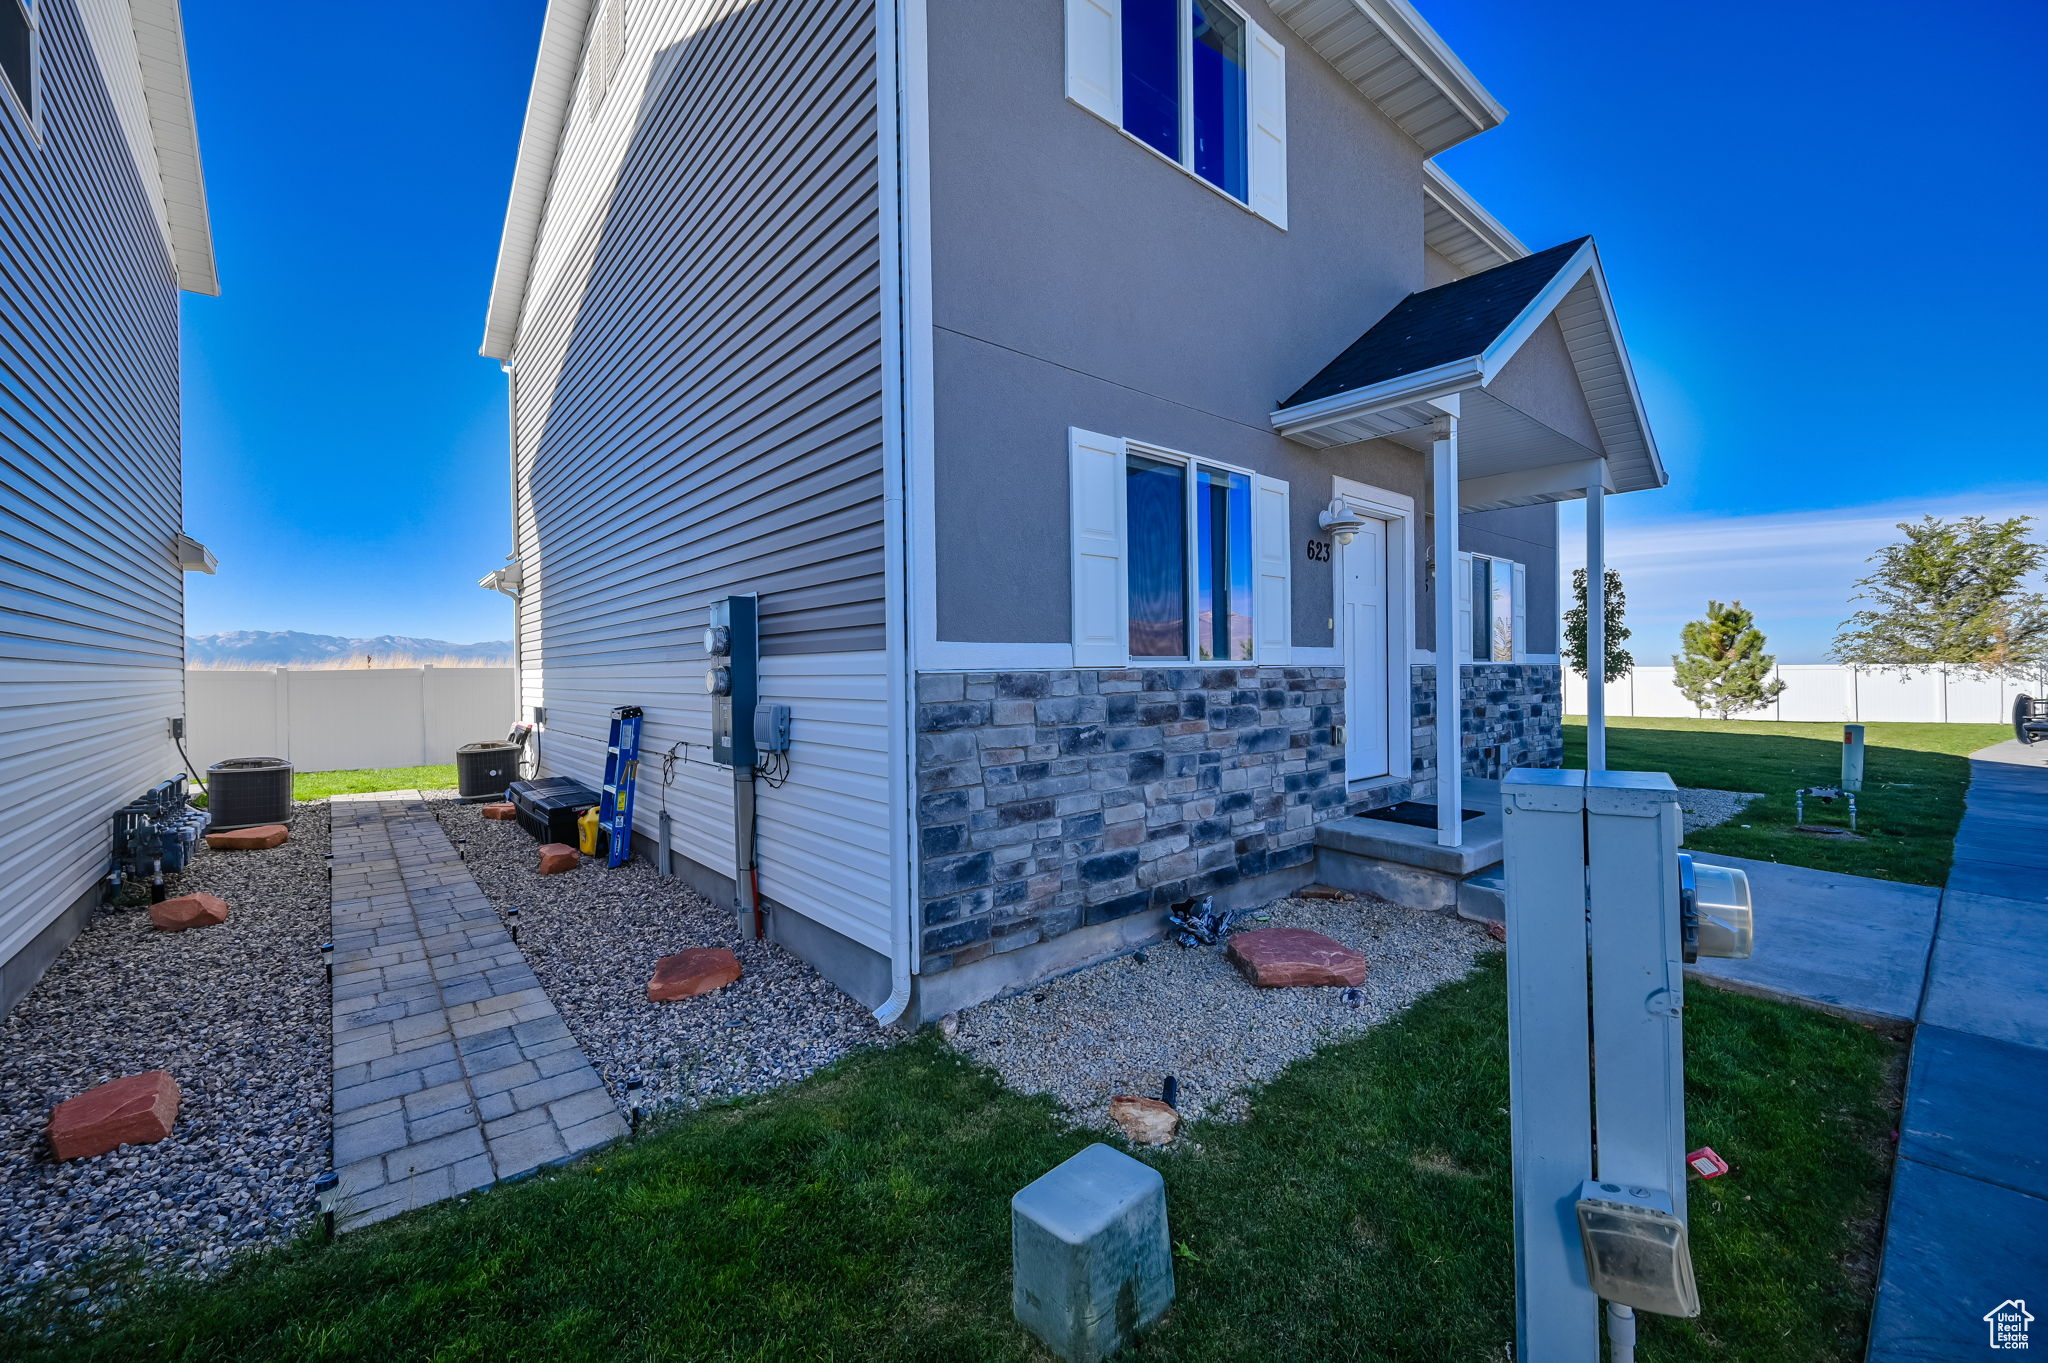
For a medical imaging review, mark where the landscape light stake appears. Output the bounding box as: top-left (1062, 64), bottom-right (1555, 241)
top-left (315, 1171), bottom-right (339, 1240)
top-left (625, 1076), bottom-right (644, 1132)
top-left (505, 907), bottom-right (520, 942)
top-left (318, 941), bottom-right (333, 982)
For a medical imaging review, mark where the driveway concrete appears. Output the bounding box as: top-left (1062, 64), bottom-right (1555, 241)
top-left (1683, 854), bottom-right (1939, 1023)
top-left (1867, 739), bottom-right (2048, 1361)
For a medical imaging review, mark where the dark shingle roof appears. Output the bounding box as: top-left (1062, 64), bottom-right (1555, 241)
top-left (1279, 237), bottom-right (1591, 410)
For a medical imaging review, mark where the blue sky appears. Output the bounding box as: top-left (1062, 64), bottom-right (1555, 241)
top-left (179, 0), bottom-right (2048, 657)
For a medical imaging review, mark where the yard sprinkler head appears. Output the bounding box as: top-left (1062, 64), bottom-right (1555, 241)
top-left (314, 1171), bottom-right (340, 1240)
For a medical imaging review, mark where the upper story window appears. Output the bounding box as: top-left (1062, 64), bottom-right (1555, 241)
top-left (1065, 0), bottom-right (1289, 228)
top-left (1, 0), bottom-right (34, 127)
top-left (1070, 429), bottom-right (1292, 666)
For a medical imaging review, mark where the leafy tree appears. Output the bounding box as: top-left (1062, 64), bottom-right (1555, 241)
top-left (1563, 567), bottom-right (1634, 680)
top-left (1831, 515), bottom-right (2048, 676)
top-left (1674, 601), bottom-right (1787, 718)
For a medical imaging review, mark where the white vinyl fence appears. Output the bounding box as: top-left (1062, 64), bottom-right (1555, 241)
top-left (185, 667), bottom-right (517, 774)
top-left (1565, 664), bottom-right (2047, 725)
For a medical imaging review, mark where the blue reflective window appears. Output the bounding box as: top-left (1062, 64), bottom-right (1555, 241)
top-left (0, 0), bottom-right (29, 118)
top-left (1117, 0), bottom-right (1250, 203)
top-left (1189, 1), bottom-right (1248, 201)
top-left (1126, 456), bottom-right (1189, 657)
top-left (1121, 0), bottom-right (1181, 163)
top-left (1197, 467), bottom-right (1252, 661)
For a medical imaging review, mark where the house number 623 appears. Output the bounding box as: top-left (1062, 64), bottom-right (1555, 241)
top-left (1305, 540), bottom-right (1332, 563)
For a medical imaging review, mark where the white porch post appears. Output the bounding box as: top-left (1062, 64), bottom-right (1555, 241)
top-left (1585, 481), bottom-right (1607, 773)
top-left (1431, 405), bottom-right (1462, 847)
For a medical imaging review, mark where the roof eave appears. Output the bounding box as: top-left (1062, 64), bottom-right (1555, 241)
top-left (1268, 0), bottom-right (1506, 155)
top-left (1422, 162), bottom-right (1526, 269)
top-left (130, 0), bottom-right (216, 296)
top-left (482, 0), bottom-right (596, 360)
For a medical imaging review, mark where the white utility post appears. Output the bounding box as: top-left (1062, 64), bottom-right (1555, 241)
top-left (1431, 404), bottom-right (1462, 847)
top-left (1585, 481), bottom-right (1607, 773)
top-left (1504, 765), bottom-right (1720, 1362)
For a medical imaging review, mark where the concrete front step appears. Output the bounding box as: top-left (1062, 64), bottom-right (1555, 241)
top-left (1314, 804), bottom-right (1504, 914)
top-left (1455, 867), bottom-right (1506, 924)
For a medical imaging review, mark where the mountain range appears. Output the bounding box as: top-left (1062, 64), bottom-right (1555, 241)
top-left (187, 631), bottom-right (513, 667)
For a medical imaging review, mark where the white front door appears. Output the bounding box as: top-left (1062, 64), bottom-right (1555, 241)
top-left (1342, 514), bottom-right (1391, 781)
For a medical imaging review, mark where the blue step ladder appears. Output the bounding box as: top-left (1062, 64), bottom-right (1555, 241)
top-left (600, 705), bottom-right (644, 869)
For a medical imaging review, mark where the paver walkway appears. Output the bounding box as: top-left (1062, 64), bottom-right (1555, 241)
top-left (328, 791), bottom-right (626, 1230)
top-left (1867, 740), bottom-right (2048, 1360)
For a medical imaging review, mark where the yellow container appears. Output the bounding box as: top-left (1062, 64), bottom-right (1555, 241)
top-left (578, 805), bottom-right (601, 856)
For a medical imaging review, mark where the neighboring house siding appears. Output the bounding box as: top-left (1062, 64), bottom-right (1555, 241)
top-left (1, 0), bottom-right (184, 1008)
top-left (506, 0), bottom-right (892, 959)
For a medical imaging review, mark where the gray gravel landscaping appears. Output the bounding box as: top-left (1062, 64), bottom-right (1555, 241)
top-left (429, 795), bottom-right (892, 1116)
top-left (1676, 786), bottom-right (1764, 833)
top-left (951, 890), bottom-right (1497, 1132)
top-left (0, 801), bottom-right (331, 1314)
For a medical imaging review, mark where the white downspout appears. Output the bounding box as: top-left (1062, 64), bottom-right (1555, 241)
top-left (1431, 405), bottom-right (1462, 847)
top-left (1585, 480), bottom-right (1607, 773)
top-left (871, 0), bottom-right (926, 1025)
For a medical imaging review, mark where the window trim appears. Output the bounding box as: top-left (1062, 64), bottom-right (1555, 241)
top-left (0, 0), bottom-right (40, 141)
top-left (1064, 0), bottom-right (1286, 229)
top-left (1069, 428), bottom-right (1291, 668)
top-left (1456, 550), bottom-right (1528, 664)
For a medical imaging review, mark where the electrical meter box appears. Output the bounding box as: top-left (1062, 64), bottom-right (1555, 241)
top-left (754, 703), bottom-right (791, 755)
top-left (705, 595), bottom-right (758, 768)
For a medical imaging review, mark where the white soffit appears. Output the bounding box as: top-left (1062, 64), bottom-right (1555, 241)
top-left (1423, 162), bottom-right (1525, 273)
top-left (1266, 0), bottom-right (1505, 155)
top-left (482, 0), bottom-right (597, 359)
top-left (121, 0), bottom-right (217, 295)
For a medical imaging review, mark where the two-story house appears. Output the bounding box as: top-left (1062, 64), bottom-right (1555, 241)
top-left (0, 0), bottom-right (217, 1014)
top-left (481, 0), bottom-right (1663, 1023)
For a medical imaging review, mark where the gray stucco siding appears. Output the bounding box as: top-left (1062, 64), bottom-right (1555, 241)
top-left (1, 0), bottom-right (186, 1012)
top-left (1457, 503), bottom-right (1561, 655)
top-left (1486, 316), bottom-right (1603, 452)
top-left (932, 327), bottom-right (1428, 648)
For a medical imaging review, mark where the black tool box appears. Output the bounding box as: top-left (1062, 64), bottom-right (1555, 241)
top-left (507, 776), bottom-right (600, 845)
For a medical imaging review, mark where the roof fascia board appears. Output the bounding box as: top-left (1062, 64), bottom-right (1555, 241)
top-left (1474, 239), bottom-right (1596, 381)
top-left (1361, 0), bottom-right (1505, 144)
top-left (482, 0), bottom-right (596, 359)
top-left (1562, 251), bottom-right (1668, 490)
top-left (1422, 162), bottom-right (1526, 265)
top-left (128, 0), bottom-right (216, 295)
top-left (1271, 355), bottom-right (1484, 435)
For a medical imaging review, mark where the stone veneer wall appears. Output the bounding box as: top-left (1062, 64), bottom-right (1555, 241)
top-left (1408, 662), bottom-right (1565, 793)
top-left (913, 667), bottom-right (1346, 973)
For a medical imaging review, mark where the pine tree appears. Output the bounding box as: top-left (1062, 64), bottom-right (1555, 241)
top-left (1831, 515), bottom-right (2048, 676)
top-left (1674, 601), bottom-right (1786, 719)
top-left (1563, 567), bottom-right (1634, 680)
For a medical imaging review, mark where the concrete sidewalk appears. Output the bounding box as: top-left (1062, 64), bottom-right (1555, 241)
top-left (1866, 740), bottom-right (2048, 1361)
top-left (1684, 854), bottom-right (1939, 1023)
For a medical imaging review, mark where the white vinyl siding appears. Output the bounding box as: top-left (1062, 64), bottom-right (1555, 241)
top-left (507, 0), bottom-right (891, 952)
top-left (1061, 0), bottom-right (1286, 227)
top-left (1, 0), bottom-right (186, 988)
top-left (1069, 427), bottom-right (1129, 667)
top-left (1251, 474), bottom-right (1290, 662)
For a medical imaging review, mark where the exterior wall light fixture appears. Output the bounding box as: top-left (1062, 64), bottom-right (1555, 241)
top-left (1318, 499), bottom-right (1368, 546)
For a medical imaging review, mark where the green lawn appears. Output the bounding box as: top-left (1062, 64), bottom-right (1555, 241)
top-left (1567, 716), bottom-right (2004, 886)
top-left (290, 765), bottom-right (459, 801)
top-left (4, 958), bottom-right (1897, 1363)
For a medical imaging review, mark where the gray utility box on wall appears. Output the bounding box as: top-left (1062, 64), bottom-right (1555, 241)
top-left (704, 595), bottom-right (758, 768)
top-left (1011, 1143), bottom-right (1174, 1362)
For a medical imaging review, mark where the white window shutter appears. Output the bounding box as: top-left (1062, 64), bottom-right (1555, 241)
top-left (1070, 428), bottom-right (1128, 666)
top-left (1252, 475), bottom-right (1292, 663)
top-left (1246, 19), bottom-right (1288, 228)
top-left (1511, 560), bottom-right (1528, 663)
top-left (1065, 0), bottom-right (1122, 125)
top-left (1454, 551), bottom-right (1474, 663)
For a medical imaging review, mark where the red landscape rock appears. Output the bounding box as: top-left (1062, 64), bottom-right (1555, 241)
top-left (1226, 927), bottom-right (1368, 988)
top-left (47, 1071), bottom-right (181, 1161)
top-left (149, 892), bottom-right (229, 932)
top-left (1296, 884), bottom-right (1355, 901)
top-left (1485, 920), bottom-right (1507, 943)
top-left (481, 802), bottom-right (517, 820)
top-left (204, 824), bottom-right (289, 851)
top-left (1109, 1095), bottom-right (1181, 1145)
top-left (647, 948), bottom-right (743, 1001)
top-left (537, 843), bottom-right (579, 874)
